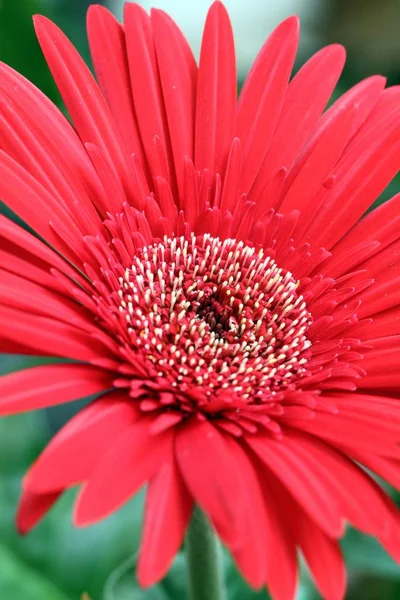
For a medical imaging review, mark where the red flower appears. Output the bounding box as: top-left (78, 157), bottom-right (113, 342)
top-left (1, 2), bottom-right (400, 599)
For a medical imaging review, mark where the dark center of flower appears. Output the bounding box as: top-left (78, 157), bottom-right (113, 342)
top-left (117, 234), bottom-right (312, 402)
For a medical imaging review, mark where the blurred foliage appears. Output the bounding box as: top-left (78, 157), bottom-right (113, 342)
top-left (0, 0), bottom-right (58, 100)
top-left (323, 0), bottom-right (400, 86)
top-left (1, 0), bottom-right (400, 597)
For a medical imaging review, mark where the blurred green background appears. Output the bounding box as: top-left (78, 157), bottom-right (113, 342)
top-left (0, 0), bottom-right (400, 598)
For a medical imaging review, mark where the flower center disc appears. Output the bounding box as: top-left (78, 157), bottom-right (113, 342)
top-left (118, 234), bottom-right (312, 403)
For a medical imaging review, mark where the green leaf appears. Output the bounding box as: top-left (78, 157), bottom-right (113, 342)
top-left (105, 578), bottom-right (170, 600)
top-left (343, 528), bottom-right (400, 579)
top-left (0, 0), bottom-right (58, 102)
top-left (0, 544), bottom-right (72, 600)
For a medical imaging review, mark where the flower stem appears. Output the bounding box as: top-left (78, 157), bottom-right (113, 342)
top-left (185, 506), bottom-right (227, 600)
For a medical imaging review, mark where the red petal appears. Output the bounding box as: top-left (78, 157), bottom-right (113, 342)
top-left (175, 418), bottom-right (247, 548)
top-left (289, 75), bottom-right (385, 195)
top-left (355, 339), bottom-right (400, 390)
top-left (302, 89), bottom-right (400, 248)
top-left (0, 269), bottom-right (94, 332)
top-left (220, 138), bottom-right (242, 213)
top-left (0, 90), bottom-right (100, 229)
top-left (330, 192), bottom-right (400, 263)
top-left (224, 437), bottom-right (269, 588)
top-left (149, 411), bottom-right (183, 434)
top-left (0, 338), bottom-right (42, 356)
top-left (84, 142), bottom-right (128, 213)
top-left (247, 434), bottom-right (343, 537)
top-left (138, 460), bottom-right (193, 587)
top-left (87, 5), bottom-right (145, 165)
top-left (279, 100), bottom-right (359, 214)
top-left (24, 392), bottom-right (137, 492)
top-left (250, 44), bottom-right (346, 208)
top-left (195, 1), bottom-right (236, 178)
top-left (282, 430), bottom-right (397, 537)
top-left (33, 16), bottom-right (131, 191)
top-left (257, 469), bottom-right (298, 600)
top-left (271, 478), bottom-right (346, 600)
top-left (236, 16), bottom-right (299, 193)
top-left (0, 62), bottom-right (98, 184)
top-left (74, 421), bottom-right (173, 525)
top-left (17, 490), bottom-right (62, 534)
top-left (290, 408), bottom-right (399, 457)
top-left (151, 8), bottom-right (197, 204)
top-left (0, 304), bottom-right (112, 362)
top-left (0, 241), bottom-right (71, 296)
top-left (300, 522), bottom-right (345, 600)
top-left (0, 151), bottom-right (83, 263)
top-left (328, 394), bottom-right (400, 428)
top-left (0, 215), bottom-right (87, 288)
top-left (124, 3), bottom-right (172, 184)
top-left (0, 363), bottom-right (112, 415)
top-left (351, 453), bottom-right (400, 490)
top-left (350, 307), bottom-right (400, 339)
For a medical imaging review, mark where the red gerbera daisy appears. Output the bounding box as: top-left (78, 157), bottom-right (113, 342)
top-left (1, 2), bottom-right (400, 599)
